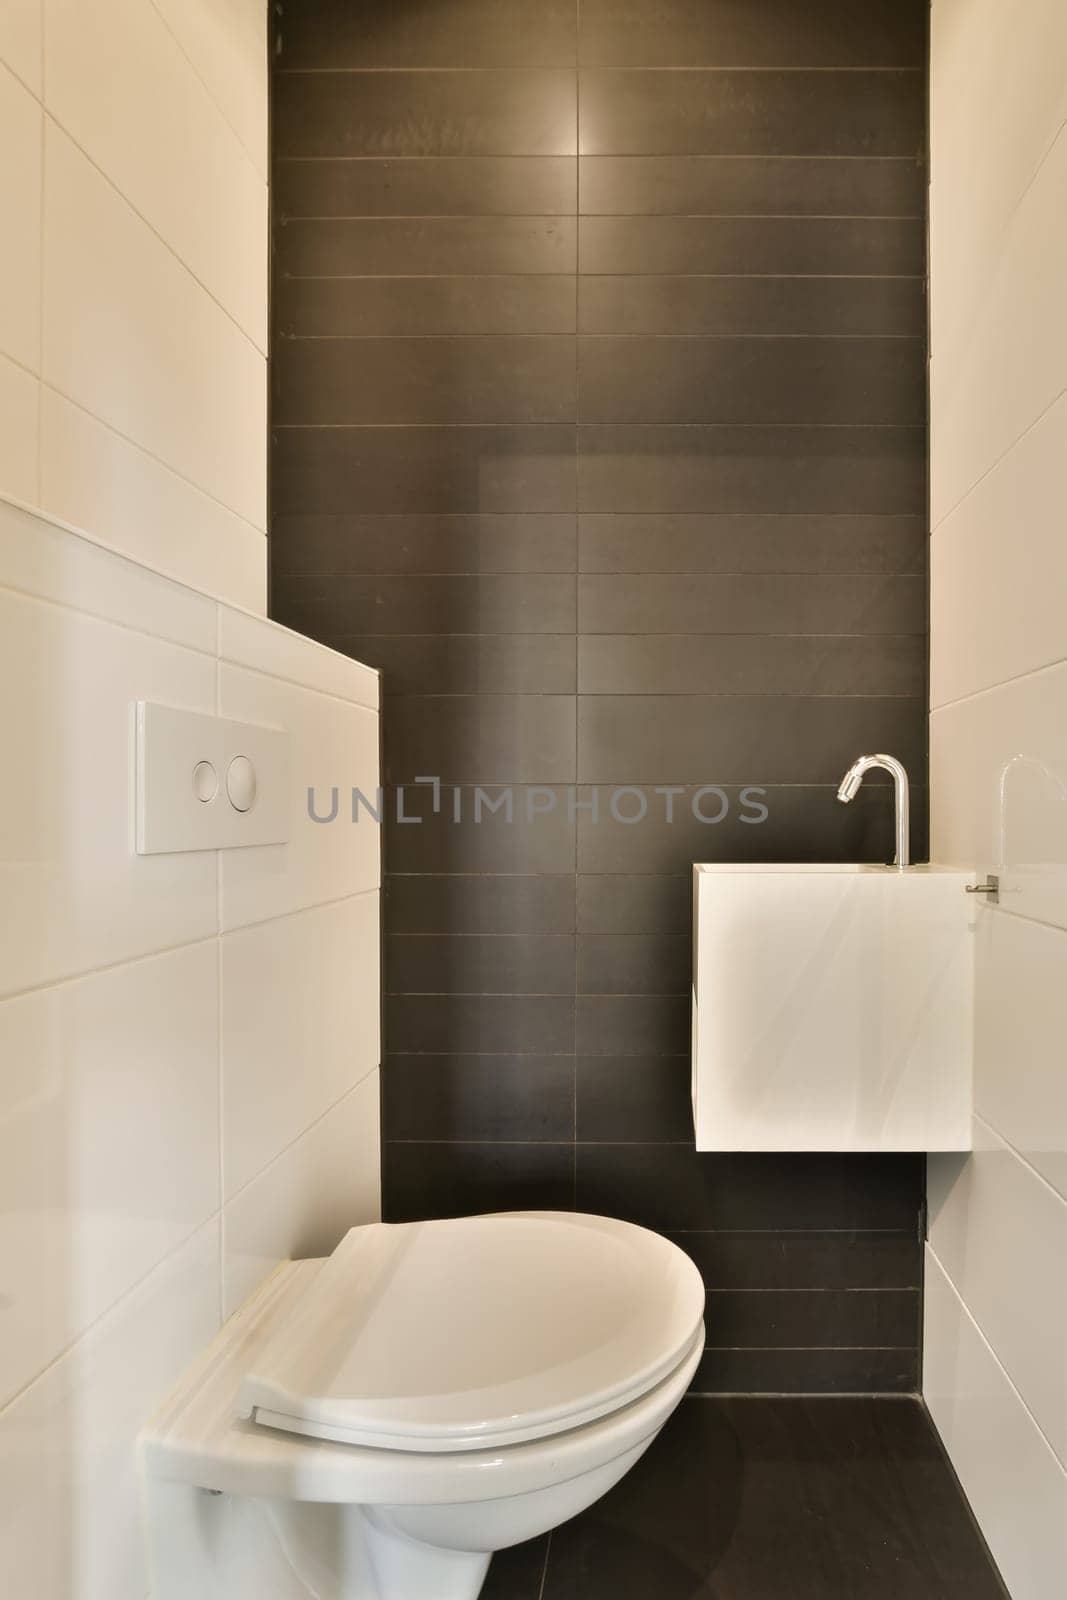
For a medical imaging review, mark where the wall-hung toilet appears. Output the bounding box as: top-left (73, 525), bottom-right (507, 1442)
top-left (140, 1211), bottom-right (705, 1600)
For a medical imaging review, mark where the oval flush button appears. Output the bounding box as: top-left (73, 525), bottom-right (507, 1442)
top-left (193, 760), bottom-right (218, 803)
top-left (226, 755), bottom-right (257, 813)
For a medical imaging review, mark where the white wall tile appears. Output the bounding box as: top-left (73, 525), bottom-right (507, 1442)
top-left (219, 603), bottom-right (381, 709)
top-left (929, 0), bottom-right (1067, 391)
top-left (0, 351), bottom-right (39, 504)
top-left (924, 1248), bottom-right (1067, 1600)
top-left (41, 123), bottom-right (266, 531)
top-left (218, 663), bottom-right (381, 932)
top-left (0, 582), bottom-right (218, 996)
top-left (929, 1119), bottom-right (1067, 1470)
top-left (222, 1072), bottom-right (381, 1316)
top-left (0, 1220), bottom-right (220, 1600)
top-left (150, 0), bottom-right (267, 181)
top-left (0, 492), bottom-right (216, 651)
top-left (931, 125), bottom-right (1067, 526)
top-left (44, 0), bottom-right (266, 350)
top-left (0, 63), bottom-right (41, 374)
top-left (0, 0), bottom-right (41, 96)
top-left (39, 388), bottom-right (266, 613)
top-left (973, 911), bottom-right (1067, 1201)
top-left (0, 941), bottom-right (219, 1408)
top-left (930, 660), bottom-right (1067, 932)
top-left (221, 892), bottom-right (380, 1199)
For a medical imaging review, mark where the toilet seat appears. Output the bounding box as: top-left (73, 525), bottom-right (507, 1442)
top-left (234, 1212), bottom-right (705, 1454)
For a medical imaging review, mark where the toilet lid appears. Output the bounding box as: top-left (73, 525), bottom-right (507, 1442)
top-left (235, 1212), bottom-right (705, 1453)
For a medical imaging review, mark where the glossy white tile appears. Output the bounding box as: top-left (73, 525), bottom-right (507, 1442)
top-left (931, 124), bottom-right (1067, 526)
top-left (0, 351), bottom-right (39, 505)
top-left (924, 1247), bottom-right (1067, 1600)
top-left (930, 659), bottom-right (1067, 933)
top-left (219, 603), bottom-right (380, 709)
top-left (150, 0), bottom-right (268, 181)
top-left (0, 1220), bottom-right (220, 1600)
top-left (0, 491), bottom-right (217, 652)
top-left (218, 663), bottom-right (381, 932)
top-left (0, 583), bottom-right (218, 996)
top-left (38, 388), bottom-right (266, 612)
top-left (928, 1119), bottom-right (1067, 1468)
top-left (0, 941), bottom-right (219, 1408)
top-left (221, 892), bottom-right (380, 1199)
top-left (0, 0), bottom-right (41, 95)
top-left (0, 62), bottom-right (41, 374)
top-left (44, 0), bottom-right (267, 350)
top-left (41, 123), bottom-right (266, 529)
top-left (222, 1072), bottom-right (381, 1316)
top-left (973, 911), bottom-right (1067, 1201)
top-left (931, 390), bottom-right (1067, 707)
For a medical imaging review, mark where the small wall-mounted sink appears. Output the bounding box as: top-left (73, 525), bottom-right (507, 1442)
top-left (691, 864), bottom-right (976, 1153)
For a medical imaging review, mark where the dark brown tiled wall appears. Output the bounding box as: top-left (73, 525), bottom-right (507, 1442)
top-left (271, 0), bottom-right (928, 1393)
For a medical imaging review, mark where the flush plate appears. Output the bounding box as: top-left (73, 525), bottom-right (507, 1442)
top-left (134, 701), bottom-right (289, 854)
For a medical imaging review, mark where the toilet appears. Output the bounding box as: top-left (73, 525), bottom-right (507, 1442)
top-left (140, 1211), bottom-right (705, 1600)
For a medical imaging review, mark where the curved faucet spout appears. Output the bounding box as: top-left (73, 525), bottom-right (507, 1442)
top-left (836, 753), bottom-right (910, 869)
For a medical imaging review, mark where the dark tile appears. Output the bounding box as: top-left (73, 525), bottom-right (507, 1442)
top-left (579, 274), bottom-right (926, 337)
top-left (275, 70), bottom-right (577, 158)
top-left (579, 572), bottom-right (925, 634)
top-left (579, 336), bottom-right (925, 426)
top-left (384, 785), bottom-right (576, 875)
top-left (576, 695), bottom-right (926, 784)
top-left (272, 514), bottom-right (577, 577)
top-left (575, 995), bottom-right (690, 1056)
top-left (274, 156), bottom-right (576, 218)
top-left (578, 513), bottom-right (927, 574)
top-left (384, 1054), bottom-right (574, 1141)
top-left (576, 1055), bottom-right (692, 1141)
top-left (276, 217), bottom-right (575, 277)
top-left (577, 934), bottom-right (690, 994)
top-left (386, 993), bottom-right (575, 1055)
top-left (579, 215), bottom-right (923, 275)
top-left (704, 1289), bottom-right (920, 1350)
top-left (384, 1140), bottom-right (575, 1221)
top-left (324, 635), bottom-right (576, 696)
top-left (386, 874), bottom-right (576, 935)
top-left (542, 1398), bottom-right (1009, 1598)
top-left (276, 338), bottom-right (575, 427)
top-left (578, 874), bottom-right (691, 934)
top-left (275, 336), bottom-right (576, 426)
top-left (273, 426), bottom-right (577, 515)
top-left (274, 574), bottom-right (576, 635)
top-left (481, 1535), bottom-right (550, 1600)
top-left (578, 425), bottom-right (925, 515)
top-left (579, 634), bottom-right (925, 696)
top-left (671, 1230), bottom-right (921, 1291)
top-left (384, 694), bottom-right (576, 784)
top-left (578, 0), bottom-right (926, 68)
top-left (575, 783), bottom-right (929, 874)
top-left (276, 276), bottom-right (577, 338)
top-left (579, 155), bottom-right (924, 216)
top-left (279, 0), bottom-right (577, 69)
top-left (386, 933), bottom-right (575, 994)
top-left (579, 71), bottom-right (925, 158)
top-left (691, 1348), bottom-right (919, 1395)
top-left (574, 1147), bottom-right (923, 1232)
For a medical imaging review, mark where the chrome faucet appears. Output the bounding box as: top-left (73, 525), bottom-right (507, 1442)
top-left (836, 753), bottom-right (910, 869)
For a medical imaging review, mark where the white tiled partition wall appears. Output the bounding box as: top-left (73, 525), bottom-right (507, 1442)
top-left (0, 495), bottom-right (382, 1597)
top-left (0, 0), bottom-right (268, 610)
top-left (927, 2), bottom-right (1067, 1594)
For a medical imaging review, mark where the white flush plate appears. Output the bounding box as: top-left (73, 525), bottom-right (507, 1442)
top-left (135, 701), bottom-right (289, 854)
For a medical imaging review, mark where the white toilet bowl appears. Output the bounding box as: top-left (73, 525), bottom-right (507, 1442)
top-left (140, 1211), bottom-right (705, 1600)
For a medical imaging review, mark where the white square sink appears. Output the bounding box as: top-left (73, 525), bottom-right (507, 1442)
top-left (691, 864), bottom-right (975, 1153)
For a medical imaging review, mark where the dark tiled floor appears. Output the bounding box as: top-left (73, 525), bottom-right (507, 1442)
top-left (482, 1398), bottom-right (1007, 1600)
